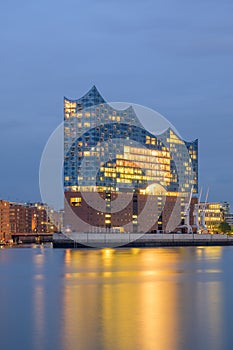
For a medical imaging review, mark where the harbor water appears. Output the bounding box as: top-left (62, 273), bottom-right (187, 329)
top-left (0, 245), bottom-right (233, 350)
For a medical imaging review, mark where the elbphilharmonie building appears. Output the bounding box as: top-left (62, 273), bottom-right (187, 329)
top-left (64, 86), bottom-right (198, 233)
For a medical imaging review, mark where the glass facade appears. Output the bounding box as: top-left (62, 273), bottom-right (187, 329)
top-left (64, 86), bottom-right (198, 196)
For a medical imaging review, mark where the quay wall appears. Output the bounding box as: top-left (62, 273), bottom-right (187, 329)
top-left (53, 232), bottom-right (233, 249)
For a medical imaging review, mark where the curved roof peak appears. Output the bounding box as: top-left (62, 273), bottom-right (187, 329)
top-left (81, 85), bottom-right (106, 102)
top-left (65, 85), bottom-right (106, 105)
top-left (88, 84), bottom-right (102, 96)
top-left (90, 85), bottom-right (98, 92)
top-left (156, 126), bottom-right (198, 144)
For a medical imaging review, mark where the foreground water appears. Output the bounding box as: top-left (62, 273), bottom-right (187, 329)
top-left (1, 245), bottom-right (233, 350)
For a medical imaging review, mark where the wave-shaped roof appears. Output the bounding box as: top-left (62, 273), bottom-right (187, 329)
top-left (64, 85), bottom-right (106, 108)
top-left (65, 86), bottom-right (198, 144)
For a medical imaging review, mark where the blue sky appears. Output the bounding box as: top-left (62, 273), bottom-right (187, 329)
top-left (0, 0), bottom-right (233, 208)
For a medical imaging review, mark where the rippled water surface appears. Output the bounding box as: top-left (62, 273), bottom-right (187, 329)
top-left (1, 245), bottom-right (233, 350)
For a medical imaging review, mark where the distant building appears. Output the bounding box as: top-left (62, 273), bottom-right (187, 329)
top-left (220, 202), bottom-right (232, 228)
top-left (47, 207), bottom-right (64, 232)
top-left (220, 201), bottom-right (230, 217)
top-left (199, 202), bottom-right (223, 231)
top-left (10, 203), bottom-right (31, 233)
top-left (0, 200), bottom-right (10, 242)
top-left (225, 213), bottom-right (233, 226)
top-left (64, 86), bottom-right (198, 233)
top-left (220, 202), bottom-right (231, 216)
top-left (1, 199), bottom-right (62, 239)
top-left (31, 203), bottom-right (50, 233)
top-left (10, 202), bottom-right (58, 234)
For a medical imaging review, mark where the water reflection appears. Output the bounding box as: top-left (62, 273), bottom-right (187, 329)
top-left (61, 247), bottom-right (224, 350)
top-left (196, 246), bottom-right (222, 260)
top-left (0, 246), bottom-right (229, 350)
top-left (33, 248), bottom-right (45, 350)
top-left (33, 285), bottom-right (45, 350)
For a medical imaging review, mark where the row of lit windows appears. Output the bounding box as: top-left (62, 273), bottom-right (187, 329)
top-left (65, 110), bottom-right (123, 122)
top-left (123, 153), bottom-right (170, 165)
top-left (66, 185), bottom-right (193, 197)
top-left (124, 146), bottom-right (170, 158)
top-left (115, 159), bottom-right (170, 170)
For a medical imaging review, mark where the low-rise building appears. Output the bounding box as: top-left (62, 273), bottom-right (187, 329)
top-left (220, 201), bottom-right (230, 217)
top-left (65, 191), bottom-right (197, 233)
top-left (199, 202), bottom-right (223, 231)
top-left (225, 213), bottom-right (233, 226)
top-left (0, 200), bottom-right (10, 242)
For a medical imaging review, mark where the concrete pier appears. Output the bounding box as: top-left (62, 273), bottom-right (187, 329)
top-left (53, 232), bottom-right (233, 249)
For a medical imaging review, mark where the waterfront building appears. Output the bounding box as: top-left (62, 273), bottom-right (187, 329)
top-left (199, 202), bottom-right (223, 231)
top-left (0, 200), bottom-right (10, 242)
top-left (64, 86), bottom-right (198, 233)
top-left (225, 213), bottom-right (233, 226)
top-left (220, 201), bottom-right (230, 218)
top-left (10, 202), bottom-right (58, 234)
top-left (10, 203), bottom-right (30, 233)
top-left (32, 203), bottom-right (50, 233)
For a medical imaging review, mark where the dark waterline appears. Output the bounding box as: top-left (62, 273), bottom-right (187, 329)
top-left (1, 245), bottom-right (233, 350)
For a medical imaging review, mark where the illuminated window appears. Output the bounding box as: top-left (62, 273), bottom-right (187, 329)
top-left (70, 197), bottom-right (82, 207)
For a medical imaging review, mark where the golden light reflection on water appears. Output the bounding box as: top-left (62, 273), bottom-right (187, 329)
top-left (61, 247), bottom-right (224, 350)
top-left (33, 285), bottom-right (45, 350)
top-left (33, 252), bottom-right (45, 350)
top-left (196, 246), bottom-right (222, 259)
top-left (196, 281), bottom-right (223, 350)
top-left (33, 250), bottom-right (45, 267)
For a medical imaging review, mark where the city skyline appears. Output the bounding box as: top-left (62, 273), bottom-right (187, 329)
top-left (1, 3), bottom-right (233, 350)
top-left (0, 0), bottom-right (233, 207)
top-left (0, 82), bottom-right (232, 208)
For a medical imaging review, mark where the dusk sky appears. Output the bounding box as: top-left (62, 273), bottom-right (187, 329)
top-left (0, 0), bottom-right (233, 208)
